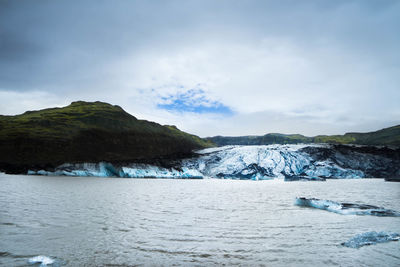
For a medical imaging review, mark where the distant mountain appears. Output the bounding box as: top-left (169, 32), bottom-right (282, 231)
top-left (1, 101), bottom-right (398, 175)
top-left (206, 125), bottom-right (400, 147)
top-left (0, 101), bottom-right (212, 173)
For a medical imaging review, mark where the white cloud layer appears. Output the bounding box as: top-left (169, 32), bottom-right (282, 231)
top-left (1, 0), bottom-right (399, 137)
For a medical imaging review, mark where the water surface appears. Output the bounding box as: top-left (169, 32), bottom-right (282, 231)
top-left (0, 174), bottom-right (399, 266)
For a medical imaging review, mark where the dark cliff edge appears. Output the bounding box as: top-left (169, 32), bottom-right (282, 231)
top-left (0, 101), bottom-right (213, 174)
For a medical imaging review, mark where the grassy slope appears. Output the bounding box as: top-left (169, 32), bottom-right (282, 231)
top-left (207, 125), bottom-right (400, 146)
top-left (0, 101), bottom-right (212, 172)
top-left (208, 134), bottom-right (312, 146)
top-left (313, 125), bottom-right (400, 145)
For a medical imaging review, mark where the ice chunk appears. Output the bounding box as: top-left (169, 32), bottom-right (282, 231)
top-left (120, 165), bottom-right (203, 179)
top-left (284, 176), bottom-right (326, 182)
top-left (37, 170), bottom-right (49, 175)
top-left (28, 255), bottom-right (55, 266)
top-left (342, 231), bottom-right (400, 248)
top-left (179, 167), bottom-right (203, 178)
top-left (294, 197), bottom-right (400, 216)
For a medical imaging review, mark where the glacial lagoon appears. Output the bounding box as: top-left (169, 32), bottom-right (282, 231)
top-left (1, 174), bottom-right (399, 266)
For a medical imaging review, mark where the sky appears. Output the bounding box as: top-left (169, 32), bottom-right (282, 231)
top-left (1, 0), bottom-right (399, 137)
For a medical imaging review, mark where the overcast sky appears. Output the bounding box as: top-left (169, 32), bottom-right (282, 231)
top-left (1, 0), bottom-right (399, 137)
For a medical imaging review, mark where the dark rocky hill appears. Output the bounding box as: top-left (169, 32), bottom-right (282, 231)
top-left (0, 101), bottom-right (213, 173)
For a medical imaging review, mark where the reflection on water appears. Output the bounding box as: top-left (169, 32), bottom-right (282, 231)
top-left (0, 175), bottom-right (399, 266)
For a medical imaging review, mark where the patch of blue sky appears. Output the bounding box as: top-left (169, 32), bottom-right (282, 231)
top-left (157, 89), bottom-right (233, 115)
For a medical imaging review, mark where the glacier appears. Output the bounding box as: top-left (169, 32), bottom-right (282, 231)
top-left (294, 197), bottom-right (400, 217)
top-left (28, 162), bottom-right (203, 179)
top-left (341, 231), bottom-right (400, 248)
top-left (183, 145), bottom-right (367, 180)
top-left (27, 144), bottom-right (400, 179)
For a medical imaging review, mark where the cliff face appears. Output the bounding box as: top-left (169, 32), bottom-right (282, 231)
top-left (0, 101), bottom-right (213, 173)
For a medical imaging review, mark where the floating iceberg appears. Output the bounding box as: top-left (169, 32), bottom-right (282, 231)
top-left (342, 231), bottom-right (400, 248)
top-left (294, 197), bottom-right (400, 217)
top-left (284, 176), bottom-right (326, 182)
top-left (28, 255), bottom-right (55, 266)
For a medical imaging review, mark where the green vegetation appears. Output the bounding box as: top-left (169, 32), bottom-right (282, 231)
top-left (207, 125), bottom-right (400, 146)
top-left (0, 101), bottom-right (210, 145)
top-left (312, 125), bottom-right (400, 145)
top-left (207, 133), bottom-right (311, 146)
top-left (0, 101), bottom-right (212, 173)
top-left (340, 125), bottom-right (400, 146)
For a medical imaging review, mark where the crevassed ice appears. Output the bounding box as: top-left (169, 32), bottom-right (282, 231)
top-left (342, 231), bottom-right (400, 248)
top-left (27, 145), bottom-right (368, 179)
top-left (183, 145), bottom-right (311, 179)
top-left (304, 161), bottom-right (363, 178)
top-left (184, 145), bottom-right (364, 179)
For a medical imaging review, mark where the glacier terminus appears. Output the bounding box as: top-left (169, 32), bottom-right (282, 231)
top-left (27, 144), bottom-right (400, 180)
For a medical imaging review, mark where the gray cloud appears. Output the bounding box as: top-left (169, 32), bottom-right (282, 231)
top-left (0, 0), bottom-right (399, 136)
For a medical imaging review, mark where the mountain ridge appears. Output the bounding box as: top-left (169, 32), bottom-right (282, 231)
top-left (206, 125), bottom-right (400, 146)
top-left (1, 101), bottom-right (399, 175)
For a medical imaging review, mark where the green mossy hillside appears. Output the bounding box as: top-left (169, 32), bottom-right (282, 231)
top-left (0, 101), bottom-right (212, 173)
top-left (207, 125), bottom-right (400, 146)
